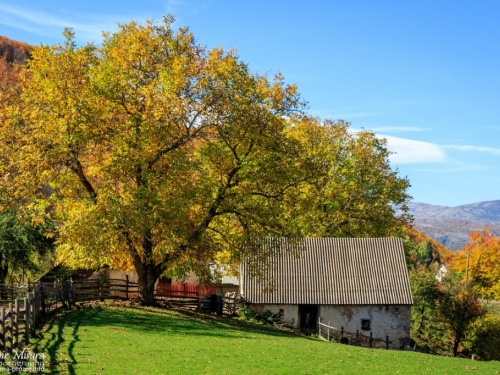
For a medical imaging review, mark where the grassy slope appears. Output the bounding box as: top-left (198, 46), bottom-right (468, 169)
top-left (25, 304), bottom-right (499, 375)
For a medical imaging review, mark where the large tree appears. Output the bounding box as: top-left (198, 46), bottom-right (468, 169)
top-left (0, 17), bottom-right (411, 304)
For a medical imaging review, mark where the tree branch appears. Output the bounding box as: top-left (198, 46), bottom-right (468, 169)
top-left (67, 158), bottom-right (97, 202)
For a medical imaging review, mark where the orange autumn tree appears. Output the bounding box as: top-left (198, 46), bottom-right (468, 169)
top-left (453, 226), bottom-right (500, 299)
top-left (0, 17), bottom-right (411, 305)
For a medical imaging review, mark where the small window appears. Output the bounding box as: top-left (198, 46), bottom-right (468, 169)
top-left (361, 319), bottom-right (371, 331)
top-left (279, 309), bottom-right (284, 317)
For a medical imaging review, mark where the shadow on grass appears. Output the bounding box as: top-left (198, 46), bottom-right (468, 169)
top-left (76, 304), bottom-right (297, 339)
top-left (32, 309), bottom-right (94, 375)
top-left (28, 303), bottom-right (305, 373)
top-left (36, 303), bottom-right (298, 345)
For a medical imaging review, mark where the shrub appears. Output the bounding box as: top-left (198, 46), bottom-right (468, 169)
top-left (237, 300), bottom-right (255, 321)
top-left (464, 313), bottom-right (500, 361)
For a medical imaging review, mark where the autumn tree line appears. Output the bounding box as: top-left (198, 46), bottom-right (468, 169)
top-left (407, 226), bottom-right (500, 360)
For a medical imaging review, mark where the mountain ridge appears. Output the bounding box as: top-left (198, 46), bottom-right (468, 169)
top-left (404, 200), bottom-right (500, 251)
top-left (406, 200), bottom-right (500, 222)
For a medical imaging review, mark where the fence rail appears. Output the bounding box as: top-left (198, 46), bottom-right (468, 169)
top-left (72, 277), bottom-right (139, 301)
top-left (0, 284), bottom-right (30, 301)
top-left (318, 318), bottom-right (391, 349)
top-left (318, 317), bottom-right (430, 353)
top-left (0, 280), bottom-right (74, 353)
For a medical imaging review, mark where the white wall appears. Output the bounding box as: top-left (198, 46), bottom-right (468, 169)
top-left (249, 303), bottom-right (411, 349)
top-left (319, 305), bottom-right (411, 349)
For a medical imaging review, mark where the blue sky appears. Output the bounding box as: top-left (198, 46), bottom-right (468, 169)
top-left (1, 0), bottom-right (499, 207)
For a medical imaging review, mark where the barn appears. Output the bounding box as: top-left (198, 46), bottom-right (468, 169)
top-left (240, 237), bottom-right (413, 349)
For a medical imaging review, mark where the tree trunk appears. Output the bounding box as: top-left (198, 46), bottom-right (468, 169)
top-left (453, 332), bottom-right (461, 357)
top-left (135, 263), bottom-right (161, 306)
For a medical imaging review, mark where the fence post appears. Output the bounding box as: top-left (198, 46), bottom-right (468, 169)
top-left (0, 306), bottom-right (4, 352)
top-left (7, 302), bottom-right (12, 354)
top-left (70, 280), bottom-right (76, 304)
top-left (33, 289), bottom-right (38, 327)
top-left (386, 336), bottom-right (389, 350)
top-left (40, 285), bottom-right (46, 317)
top-left (355, 330), bottom-right (359, 346)
top-left (341, 327), bottom-right (344, 342)
top-left (369, 332), bottom-right (373, 348)
top-left (99, 274), bottom-right (104, 301)
top-left (65, 280), bottom-right (72, 309)
top-left (25, 292), bottom-right (31, 344)
top-left (327, 321), bottom-right (330, 341)
top-left (31, 291), bottom-right (35, 329)
top-left (125, 275), bottom-right (129, 300)
top-left (14, 299), bottom-right (19, 350)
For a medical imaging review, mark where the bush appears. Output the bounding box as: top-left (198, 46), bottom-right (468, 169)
top-left (260, 310), bottom-right (278, 325)
top-left (237, 300), bottom-right (255, 321)
top-left (237, 301), bottom-right (280, 326)
top-left (464, 313), bottom-right (500, 361)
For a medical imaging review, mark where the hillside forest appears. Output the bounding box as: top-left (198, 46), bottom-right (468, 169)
top-left (0, 20), bottom-right (499, 362)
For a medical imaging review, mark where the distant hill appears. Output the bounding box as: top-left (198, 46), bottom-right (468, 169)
top-left (402, 200), bottom-right (500, 251)
top-left (404, 225), bottom-right (454, 265)
top-left (0, 35), bottom-right (33, 73)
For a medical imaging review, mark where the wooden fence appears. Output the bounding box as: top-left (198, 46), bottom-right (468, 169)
top-left (72, 277), bottom-right (139, 302)
top-left (0, 280), bottom-right (75, 353)
top-left (155, 282), bottom-right (216, 300)
top-left (318, 318), bottom-right (430, 353)
top-left (0, 284), bottom-right (29, 301)
top-left (318, 318), bottom-right (393, 350)
top-left (0, 277), bottom-right (239, 353)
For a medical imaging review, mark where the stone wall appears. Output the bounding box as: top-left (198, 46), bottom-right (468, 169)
top-left (319, 305), bottom-right (411, 349)
top-left (248, 303), bottom-right (411, 349)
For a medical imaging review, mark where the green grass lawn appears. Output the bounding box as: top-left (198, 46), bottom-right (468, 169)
top-left (22, 303), bottom-right (500, 375)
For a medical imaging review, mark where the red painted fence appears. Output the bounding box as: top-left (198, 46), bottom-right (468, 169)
top-left (155, 281), bottom-right (216, 299)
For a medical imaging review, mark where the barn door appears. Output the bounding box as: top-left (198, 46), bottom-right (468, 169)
top-left (299, 304), bottom-right (318, 335)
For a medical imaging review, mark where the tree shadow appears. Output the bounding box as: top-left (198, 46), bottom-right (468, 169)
top-left (31, 309), bottom-right (92, 375)
top-left (84, 304), bottom-right (297, 339)
top-left (26, 303), bottom-right (303, 373)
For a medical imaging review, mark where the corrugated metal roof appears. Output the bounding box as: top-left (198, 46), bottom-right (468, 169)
top-left (240, 238), bottom-right (413, 305)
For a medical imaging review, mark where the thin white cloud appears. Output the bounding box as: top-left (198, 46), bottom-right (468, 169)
top-left (379, 134), bottom-right (447, 164)
top-left (443, 145), bottom-right (500, 155)
top-left (0, 15), bottom-right (46, 35)
top-left (415, 163), bottom-right (492, 173)
top-left (370, 126), bottom-right (427, 132)
top-left (164, 0), bottom-right (210, 22)
top-left (0, 3), bottom-right (97, 37)
top-left (312, 110), bottom-right (385, 120)
top-left (0, 2), bottom-right (148, 42)
top-left (335, 112), bottom-right (385, 119)
top-left (166, 0), bottom-right (183, 13)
